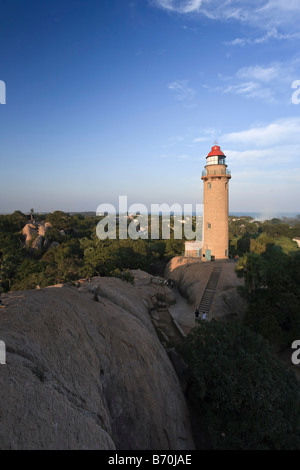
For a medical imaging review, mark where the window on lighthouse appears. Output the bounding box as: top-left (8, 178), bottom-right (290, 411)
top-left (207, 156), bottom-right (218, 165)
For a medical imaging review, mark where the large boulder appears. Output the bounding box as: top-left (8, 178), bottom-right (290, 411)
top-left (0, 275), bottom-right (195, 450)
top-left (22, 223), bottom-right (38, 244)
top-left (22, 221), bottom-right (53, 251)
top-left (165, 257), bottom-right (247, 319)
top-left (38, 221), bottom-right (52, 237)
top-left (30, 235), bottom-right (44, 252)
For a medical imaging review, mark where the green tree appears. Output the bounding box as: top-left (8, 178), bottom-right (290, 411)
top-left (236, 252), bottom-right (268, 297)
top-left (45, 211), bottom-right (73, 231)
top-left (237, 248), bottom-right (300, 348)
top-left (180, 319), bottom-right (300, 450)
top-left (164, 238), bottom-right (184, 260)
top-left (9, 211), bottom-right (28, 230)
top-left (1, 253), bottom-right (22, 290)
top-left (249, 233), bottom-right (274, 254)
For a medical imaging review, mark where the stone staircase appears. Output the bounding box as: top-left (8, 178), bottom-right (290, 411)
top-left (198, 266), bottom-right (222, 317)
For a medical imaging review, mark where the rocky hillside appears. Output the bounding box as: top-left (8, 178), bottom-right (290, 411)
top-left (165, 257), bottom-right (247, 320)
top-left (0, 272), bottom-right (195, 450)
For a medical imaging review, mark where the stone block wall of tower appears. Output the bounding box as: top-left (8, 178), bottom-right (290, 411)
top-left (201, 146), bottom-right (231, 260)
top-left (203, 175), bottom-right (229, 259)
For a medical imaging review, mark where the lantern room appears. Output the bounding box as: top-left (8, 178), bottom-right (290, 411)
top-left (206, 145), bottom-right (226, 166)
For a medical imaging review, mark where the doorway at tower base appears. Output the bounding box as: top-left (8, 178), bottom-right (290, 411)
top-left (184, 241), bottom-right (203, 258)
top-left (201, 248), bottom-right (229, 261)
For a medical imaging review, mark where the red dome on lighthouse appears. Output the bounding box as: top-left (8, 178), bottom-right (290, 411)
top-left (207, 145), bottom-right (225, 157)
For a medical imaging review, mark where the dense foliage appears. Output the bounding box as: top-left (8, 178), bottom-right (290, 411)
top-left (181, 319), bottom-right (300, 450)
top-left (229, 217), bottom-right (300, 350)
top-left (235, 248), bottom-right (300, 349)
top-left (0, 210), bottom-right (185, 291)
top-left (229, 215), bottom-right (300, 256)
top-left (179, 215), bottom-right (300, 450)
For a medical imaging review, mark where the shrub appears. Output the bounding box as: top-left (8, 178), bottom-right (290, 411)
top-left (180, 319), bottom-right (300, 450)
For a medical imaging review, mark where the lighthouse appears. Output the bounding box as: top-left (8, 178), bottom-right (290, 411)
top-left (201, 144), bottom-right (231, 260)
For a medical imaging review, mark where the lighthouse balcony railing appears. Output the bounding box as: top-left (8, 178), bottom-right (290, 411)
top-left (202, 169), bottom-right (231, 177)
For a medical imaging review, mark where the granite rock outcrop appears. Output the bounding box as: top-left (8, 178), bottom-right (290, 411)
top-left (0, 273), bottom-right (194, 450)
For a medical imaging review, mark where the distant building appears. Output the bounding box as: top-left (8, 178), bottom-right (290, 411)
top-left (184, 241), bottom-right (203, 258)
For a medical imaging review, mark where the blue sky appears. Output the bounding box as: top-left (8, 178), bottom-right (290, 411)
top-left (0, 0), bottom-right (300, 215)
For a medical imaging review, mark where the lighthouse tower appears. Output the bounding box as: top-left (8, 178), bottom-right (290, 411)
top-left (201, 144), bottom-right (231, 260)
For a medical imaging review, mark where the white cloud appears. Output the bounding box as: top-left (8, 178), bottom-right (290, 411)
top-left (224, 81), bottom-right (275, 102)
top-left (193, 136), bottom-right (210, 142)
top-left (236, 64), bottom-right (280, 82)
top-left (168, 79), bottom-right (196, 101)
top-left (224, 29), bottom-right (300, 47)
top-left (220, 118), bottom-right (300, 212)
top-left (224, 37), bottom-right (249, 47)
top-left (152, 0), bottom-right (202, 14)
top-left (152, 1), bottom-right (300, 33)
top-left (208, 1), bottom-right (300, 29)
top-left (222, 117), bottom-right (300, 147)
top-left (211, 58), bottom-right (300, 103)
top-left (259, 0), bottom-right (300, 15)
top-left (213, 78), bottom-right (276, 103)
top-left (224, 146), bottom-right (295, 163)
